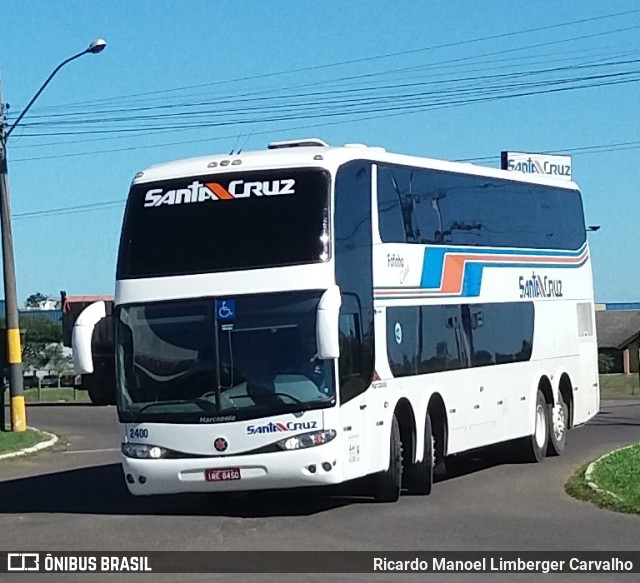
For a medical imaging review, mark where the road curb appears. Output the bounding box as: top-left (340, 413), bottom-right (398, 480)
top-left (0, 428), bottom-right (58, 460)
top-left (584, 443), bottom-right (638, 502)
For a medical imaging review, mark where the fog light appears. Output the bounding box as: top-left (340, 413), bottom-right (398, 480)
top-left (139, 476), bottom-right (147, 484)
top-left (308, 465), bottom-right (317, 473)
top-left (322, 462), bottom-right (332, 472)
top-left (126, 474), bottom-right (135, 484)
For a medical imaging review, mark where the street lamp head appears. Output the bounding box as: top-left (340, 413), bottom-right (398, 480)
top-left (87, 39), bottom-right (107, 54)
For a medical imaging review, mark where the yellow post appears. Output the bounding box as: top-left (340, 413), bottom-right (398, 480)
top-left (7, 327), bottom-right (26, 431)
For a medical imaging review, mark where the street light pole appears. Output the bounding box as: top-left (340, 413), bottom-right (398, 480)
top-left (0, 39), bottom-right (106, 431)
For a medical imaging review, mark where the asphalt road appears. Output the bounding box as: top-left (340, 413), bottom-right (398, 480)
top-left (0, 399), bottom-right (639, 583)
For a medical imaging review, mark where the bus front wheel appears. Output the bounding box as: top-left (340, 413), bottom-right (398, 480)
top-left (372, 414), bottom-right (403, 503)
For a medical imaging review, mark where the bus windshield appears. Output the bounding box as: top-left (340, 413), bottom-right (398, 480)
top-left (117, 168), bottom-right (330, 279)
top-left (116, 292), bottom-right (335, 423)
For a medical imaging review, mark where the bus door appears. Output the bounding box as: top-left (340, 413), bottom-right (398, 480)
top-left (337, 304), bottom-right (369, 480)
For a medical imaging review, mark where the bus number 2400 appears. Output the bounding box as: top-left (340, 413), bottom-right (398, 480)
top-left (129, 428), bottom-right (149, 439)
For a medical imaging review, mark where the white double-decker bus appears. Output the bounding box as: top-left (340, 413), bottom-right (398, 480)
top-left (82, 138), bottom-right (599, 502)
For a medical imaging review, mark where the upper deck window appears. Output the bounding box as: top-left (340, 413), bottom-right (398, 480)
top-left (117, 168), bottom-right (330, 279)
top-left (377, 164), bottom-right (586, 250)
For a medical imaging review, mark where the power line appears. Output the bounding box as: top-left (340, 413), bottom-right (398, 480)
top-left (3, 12), bottom-right (638, 166)
top-left (10, 139), bottom-right (640, 221)
top-left (458, 140), bottom-right (640, 163)
top-left (16, 23), bottom-right (640, 128)
top-left (10, 66), bottom-right (640, 146)
top-left (11, 8), bottom-right (640, 116)
top-left (21, 54), bottom-right (640, 130)
top-left (13, 200), bottom-right (124, 220)
top-left (10, 47), bottom-right (637, 151)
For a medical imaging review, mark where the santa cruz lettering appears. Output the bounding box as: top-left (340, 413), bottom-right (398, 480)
top-left (246, 420), bottom-right (318, 435)
top-left (519, 272), bottom-right (563, 298)
top-left (144, 178), bottom-right (296, 207)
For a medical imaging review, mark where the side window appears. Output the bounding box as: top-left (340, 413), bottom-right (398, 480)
top-left (377, 165), bottom-right (407, 242)
top-left (464, 304), bottom-right (497, 366)
top-left (419, 305), bottom-right (469, 373)
top-left (377, 163), bottom-right (586, 250)
top-left (386, 307), bottom-right (420, 377)
top-left (412, 171), bottom-right (483, 246)
top-left (335, 162), bottom-right (375, 389)
top-left (339, 312), bottom-right (366, 403)
top-left (556, 190), bottom-right (587, 249)
top-left (466, 303), bottom-right (534, 366)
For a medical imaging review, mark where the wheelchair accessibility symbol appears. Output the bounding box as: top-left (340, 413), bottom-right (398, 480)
top-left (217, 300), bottom-right (236, 321)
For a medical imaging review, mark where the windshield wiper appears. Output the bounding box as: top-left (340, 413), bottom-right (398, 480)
top-left (137, 399), bottom-right (216, 414)
top-left (217, 396), bottom-right (334, 415)
top-left (224, 392), bottom-right (303, 404)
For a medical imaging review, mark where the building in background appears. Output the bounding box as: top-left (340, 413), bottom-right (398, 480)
top-left (595, 303), bottom-right (640, 374)
top-left (0, 299), bottom-right (62, 325)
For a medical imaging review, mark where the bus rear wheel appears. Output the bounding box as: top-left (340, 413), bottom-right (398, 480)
top-left (547, 391), bottom-right (568, 456)
top-left (373, 414), bottom-right (403, 503)
top-left (404, 413), bottom-right (434, 495)
top-left (516, 389), bottom-right (549, 463)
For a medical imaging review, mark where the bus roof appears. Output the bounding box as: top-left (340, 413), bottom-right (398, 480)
top-left (131, 139), bottom-right (579, 191)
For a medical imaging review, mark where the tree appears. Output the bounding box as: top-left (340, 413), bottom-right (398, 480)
top-left (598, 352), bottom-right (615, 374)
top-left (42, 344), bottom-right (74, 385)
top-left (24, 292), bottom-right (49, 308)
top-left (19, 315), bottom-right (62, 371)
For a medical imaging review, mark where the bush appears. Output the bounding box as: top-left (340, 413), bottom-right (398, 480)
top-left (598, 353), bottom-right (615, 374)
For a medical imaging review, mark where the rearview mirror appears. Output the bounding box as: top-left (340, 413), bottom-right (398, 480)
top-left (316, 286), bottom-right (341, 360)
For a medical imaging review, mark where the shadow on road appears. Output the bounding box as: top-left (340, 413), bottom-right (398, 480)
top-left (0, 449), bottom-right (524, 518)
top-left (4, 404), bottom-right (634, 518)
top-left (0, 463), bottom-right (369, 517)
top-left (589, 402), bottom-right (640, 427)
top-left (435, 442), bottom-right (528, 483)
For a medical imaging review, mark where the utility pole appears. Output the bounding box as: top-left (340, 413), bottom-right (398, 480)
top-left (0, 80), bottom-right (26, 431)
top-left (0, 39), bottom-right (106, 431)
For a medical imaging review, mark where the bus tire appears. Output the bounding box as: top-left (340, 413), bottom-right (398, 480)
top-left (87, 375), bottom-right (115, 406)
top-left (517, 389), bottom-right (549, 463)
top-left (404, 413), bottom-right (434, 495)
top-left (373, 414), bottom-right (403, 503)
top-left (547, 391), bottom-right (568, 456)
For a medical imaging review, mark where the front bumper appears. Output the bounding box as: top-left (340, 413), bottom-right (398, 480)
top-left (122, 441), bottom-right (342, 495)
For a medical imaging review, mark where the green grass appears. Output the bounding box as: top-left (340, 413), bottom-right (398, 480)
top-left (23, 387), bottom-right (91, 403)
top-left (0, 427), bottom-right (45, 455)
top-left (599, 374), bottom-right (640, 398)
top-left (566, 445), bottom-right (640, 515)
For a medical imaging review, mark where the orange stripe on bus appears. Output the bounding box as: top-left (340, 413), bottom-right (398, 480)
top-left (437, 250), bottom-right (588, 294)
top-left (206, 183), bottom-right (234, 200)
top-left (441, 255), bottom-right (466, 293)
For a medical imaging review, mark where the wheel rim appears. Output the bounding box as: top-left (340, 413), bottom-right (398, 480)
top-left (431, 435), bottom-right (436, 469)
top-left (534, 404), bottom-right (546, 448)
top-left (553, 402), bottom-right (566, 442)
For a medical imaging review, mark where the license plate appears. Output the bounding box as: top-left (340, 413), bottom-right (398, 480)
top-left (205, 468), bottom-right (241, 482)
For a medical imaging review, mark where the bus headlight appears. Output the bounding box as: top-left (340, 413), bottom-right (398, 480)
top-left (122, 443), bottom-right (168, 459)
top-left (276, 429), bottom-right (337, 451)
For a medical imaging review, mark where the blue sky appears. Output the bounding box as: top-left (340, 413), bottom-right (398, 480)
top-left (1, 1), bottom-right (639, 303)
